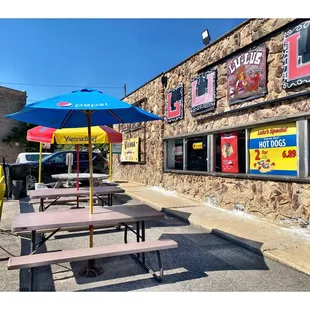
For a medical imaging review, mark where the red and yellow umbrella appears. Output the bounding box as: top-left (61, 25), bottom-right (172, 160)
top-left (27, 125), bottom-right (122, 185)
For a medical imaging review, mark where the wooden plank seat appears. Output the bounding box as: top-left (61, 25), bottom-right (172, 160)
top-left (8, 239), bottom-right (178, 290)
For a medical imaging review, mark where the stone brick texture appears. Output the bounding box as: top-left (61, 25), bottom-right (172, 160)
top-left (113, 18), bottom-right (310, 226)
top-left (0, 86), bottom-right (26, 163)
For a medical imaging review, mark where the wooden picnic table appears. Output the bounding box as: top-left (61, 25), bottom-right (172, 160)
top-left (51, 173), bottom-right (109, 188)
top-left (28, 186), bottom-right (125, 212)
top-left (9, 204), bottom-right (177, 291)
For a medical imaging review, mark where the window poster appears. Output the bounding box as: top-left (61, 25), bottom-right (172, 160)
top-left (249, 123), bottom-right (297, 176)
top-left (227, 44), bottom-right (267, 105)
top-left (283, 20), bottom-right (310, 88)
top-left (220, 131), bottom-right (239, 173)
top-left (166, 84), bottom-right (184, 123)
top-left (190, 69), bottom-right (217, 115)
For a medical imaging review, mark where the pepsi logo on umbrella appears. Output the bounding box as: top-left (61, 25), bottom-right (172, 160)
top-left (57, 102), bottom-right (72, 107)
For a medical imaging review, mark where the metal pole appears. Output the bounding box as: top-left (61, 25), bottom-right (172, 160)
top-left (109, 143), bottom-right (112, 181)
top-left (124, 83), bottom-right (127, 97)
top-left (76, 144), bottom-right (80, 208)
top-left (87, 112), bottom-right (94, 248)
top-left (38, 142), bottom-right (42, 183)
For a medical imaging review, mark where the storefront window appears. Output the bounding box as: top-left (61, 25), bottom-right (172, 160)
top-left (186, 136), bottom-right (208, 171)
top-left (215, 130), bottom-right (246, 173)
top-left (166, 139), bottom-right (184, 170)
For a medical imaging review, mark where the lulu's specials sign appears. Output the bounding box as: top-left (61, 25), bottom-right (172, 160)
top-left (120, 138), bottom-right (139, 162)
top-left (249, 123), bottom-right (297, 176)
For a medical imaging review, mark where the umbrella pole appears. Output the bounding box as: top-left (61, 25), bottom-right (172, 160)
top-left (109, 143), bottom-right (112, 181)
top-left (38, 142), bottom-right (42, 184)
top-left (79, 111), bottom-right (103, 277)
top-left (76, 144), bottom-right (80, 208)
top-left (87, 112), bottom-right (94, 236)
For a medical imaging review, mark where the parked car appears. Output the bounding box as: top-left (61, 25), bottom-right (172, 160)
top-left (27, 150), bottom-right (109, 189)
top-left (16, 152), bottom-right (51, 163)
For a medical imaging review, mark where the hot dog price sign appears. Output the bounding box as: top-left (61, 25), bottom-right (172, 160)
top-left (249, 123), bottom-right (297, 176)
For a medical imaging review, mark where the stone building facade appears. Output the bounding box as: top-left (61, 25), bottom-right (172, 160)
top-left (113, 18), bottom-right (310, 227)
top-left (0, 86), bottom-right (27, 163)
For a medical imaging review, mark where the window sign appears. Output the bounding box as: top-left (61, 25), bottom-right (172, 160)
top-left (220, 131), bottom-right (239, 173)
top-left (249, 123), bottom-right (297, 176)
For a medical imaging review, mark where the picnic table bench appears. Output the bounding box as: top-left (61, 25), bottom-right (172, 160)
top-left (8, 204), bottom-right (178, 291)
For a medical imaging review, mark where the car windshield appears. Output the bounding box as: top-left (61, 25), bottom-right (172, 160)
top-left (42, 153), bottom-right (95, 163)
top-left (41, 153), bottom-right (56, 162)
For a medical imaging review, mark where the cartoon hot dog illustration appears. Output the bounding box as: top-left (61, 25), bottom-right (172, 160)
top-left (254, 159), bottom-right (275, 173)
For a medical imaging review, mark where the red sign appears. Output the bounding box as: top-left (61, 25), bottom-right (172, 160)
top-left (283, 20), bottom-right (310, 88)
top-left (227, 44), bottom-right (267, 105)
top-left (166, 84), bottom-right (184, 123)
top-left (220, 132), bottom-right (239, 173)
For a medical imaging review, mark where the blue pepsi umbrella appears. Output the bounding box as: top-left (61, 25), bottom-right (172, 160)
top-left (5, 88), bottom-right (162, 275)
top-left (5, 88), bottom-right (161, 128)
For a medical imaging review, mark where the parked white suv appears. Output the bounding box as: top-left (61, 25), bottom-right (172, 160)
top-left (16, 152), bottom-right (51, 164)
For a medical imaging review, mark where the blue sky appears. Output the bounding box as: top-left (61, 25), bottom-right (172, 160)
top-left (0, 18), bottom-right (245, 103)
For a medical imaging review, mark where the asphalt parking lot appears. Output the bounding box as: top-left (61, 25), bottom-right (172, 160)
top-left (1, 195), bottom-right (310, 292)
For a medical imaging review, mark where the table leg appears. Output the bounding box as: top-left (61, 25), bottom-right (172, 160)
top-left (141, 221), bottom-right (145, 263)
top-left (136, 221), bottom-right (140, 259)
top-left (39, 199), bottom-right (45, 240)
top-left (29, 230), bottom-right (36, 291)
top-left (39, 198), bottom-right (44, 212)
top-left (108, 194), bottom-right (112, 206)
top-left (128, 220), bottom-right (163, 282)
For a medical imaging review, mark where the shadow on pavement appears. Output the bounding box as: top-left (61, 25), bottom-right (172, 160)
top-left (70, 225), bottom-right (269, 291)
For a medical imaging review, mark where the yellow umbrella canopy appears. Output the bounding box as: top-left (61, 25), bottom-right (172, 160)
top-left (27, 125), bottom-right (122, 145)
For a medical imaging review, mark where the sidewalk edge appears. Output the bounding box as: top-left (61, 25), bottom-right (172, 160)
top-left (120, 191), bottom-right (310, 277)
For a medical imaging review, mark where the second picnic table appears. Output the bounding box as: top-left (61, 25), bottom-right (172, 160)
top-left (28, 186), bottom-right (125, 212)
top-left (51, 173), bottom-right (109, 188)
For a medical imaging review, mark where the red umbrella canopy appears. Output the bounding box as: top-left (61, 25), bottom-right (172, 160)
top-left (26, 125), bottom-right (122, 144)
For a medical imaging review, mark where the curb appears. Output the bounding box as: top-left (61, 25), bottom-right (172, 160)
top-left (163, 208), bottom-right (310, 277)
top-left (116, 190), bottom-right (310, 277)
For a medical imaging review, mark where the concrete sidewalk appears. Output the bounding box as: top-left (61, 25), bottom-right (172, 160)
top-left (116, 181), bottom-right (310, 276)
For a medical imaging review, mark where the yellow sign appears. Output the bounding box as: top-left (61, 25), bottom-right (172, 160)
top-left (249, 122), bottom-right (297, 176)
top-left (192, 142), bottom-right (203, 150)
top-left (121, 138), bottom-right (139, 162)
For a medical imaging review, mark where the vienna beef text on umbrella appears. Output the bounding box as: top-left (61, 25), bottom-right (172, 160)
top-left (5, 88), bottom-right (162, 249)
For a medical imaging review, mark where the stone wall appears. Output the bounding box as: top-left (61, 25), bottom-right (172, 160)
top-left (0, 86), bottom-right (27, 163)
top-left (113, 18), bottom-right (310, 227)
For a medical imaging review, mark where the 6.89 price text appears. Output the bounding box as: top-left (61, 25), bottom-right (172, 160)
top-left (282, 150), bottom-right (296, 158)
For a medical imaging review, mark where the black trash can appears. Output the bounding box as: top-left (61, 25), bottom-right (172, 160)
top-left (12, 180), bottom-right (23, 200)
top-left (4, 163), bottom-right (31, 199)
